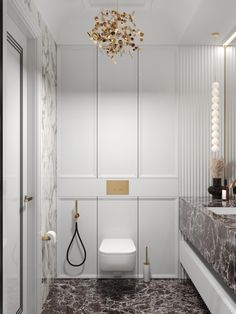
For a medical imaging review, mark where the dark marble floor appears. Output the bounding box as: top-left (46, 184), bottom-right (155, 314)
top-left (42, 279), bottom-right (210, 314)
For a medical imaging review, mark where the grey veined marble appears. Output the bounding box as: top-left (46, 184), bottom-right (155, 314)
top-left (179, 197), bottom-right (236, 295)
top-left (20, 0), bottom-right (58, 304)
top-left (42, 279), bottom-right (210, 314)
top-left (41, 21), bottom-right (57, 304)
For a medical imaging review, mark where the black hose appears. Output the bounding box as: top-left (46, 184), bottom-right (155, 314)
top-left (66, 222), bottom-right (86, 267)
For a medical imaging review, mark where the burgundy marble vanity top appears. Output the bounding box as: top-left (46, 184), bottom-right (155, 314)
top-left (179, 197), bottom-right (236, 295)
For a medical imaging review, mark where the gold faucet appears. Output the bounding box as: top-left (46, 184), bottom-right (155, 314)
top-left (74, 200), bottom-right (80, 222)
top-left (229, 179), bottom-right (236, 197)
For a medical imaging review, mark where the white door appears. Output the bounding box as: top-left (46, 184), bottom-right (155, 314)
top-left (3, 16), bottom-right (28, 314)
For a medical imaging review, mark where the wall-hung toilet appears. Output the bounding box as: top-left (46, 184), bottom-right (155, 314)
top-left (99, 238), bottom-right (136, 272)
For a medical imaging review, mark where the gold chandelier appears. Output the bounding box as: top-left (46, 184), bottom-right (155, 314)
top-left (88, 9), bottom-right (144, 63)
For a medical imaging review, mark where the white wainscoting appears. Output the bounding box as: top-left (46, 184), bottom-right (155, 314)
top-left (57, 199), bottom-right (97, 278)
top-left (226, 47), bottom-right (236, 183)
top-left (57, 45), bottom-right (178, 278)
top-left (98, 51), bottom-right (138, 178)
top-left (139, 47), bottom-right (178, 178)
top-left (98, 199), bottom-right (138, 277)
top-left (178, 46), bottom-right (224, 197)
top-left (57, 45), bottom-right (233, 280)
top-left (57, 178), bottom-right (178, 198)
top-left (57, 46), bottom-right (97, 178)
top-left (139, 199), bottom-right (179, 278)
top-left (57, 197), bottom-right (178, 279)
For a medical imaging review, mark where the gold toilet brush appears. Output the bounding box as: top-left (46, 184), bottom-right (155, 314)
top-left (143, 246), bottom-right (151, 283)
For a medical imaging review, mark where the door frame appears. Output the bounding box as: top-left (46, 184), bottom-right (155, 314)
top-left (3, 0), bottom-right (42, 312)
top-left (0, 1), bottom-right (3, 313)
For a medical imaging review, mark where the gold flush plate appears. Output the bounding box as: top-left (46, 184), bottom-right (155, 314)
top-left (106, 180), bottom-right (129, 195)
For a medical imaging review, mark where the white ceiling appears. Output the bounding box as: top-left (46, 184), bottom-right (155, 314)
top-left (34, 0), bottom-right (236, 45)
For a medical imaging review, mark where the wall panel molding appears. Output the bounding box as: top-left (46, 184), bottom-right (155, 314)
top-left (57, 44), bottom-right (179, 279)
top-left (57, 199), bottom-right (97, 278)
top-left (178, 46), bottom-right (224, 197)
top-left (57, 196), bottom-right (178, 278)
top-left (139, 198), bottom-right (179, 278)
top-left (139, 46), bottom-right (178, 178)
top-left (98, 51), bottom-right (138, 178)
top-left (57, 177), bottom-right (178, 198)
top-left (57, 46), bottom-right (97, 178)
top-left (226, 47), bottom-right (236, 182)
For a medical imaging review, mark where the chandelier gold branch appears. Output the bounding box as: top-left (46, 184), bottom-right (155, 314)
top-left (88, 10), bottom-right (144, 63)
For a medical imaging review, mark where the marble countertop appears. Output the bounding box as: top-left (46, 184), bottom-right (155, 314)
top-left (179, 197), bottom-right (236, 295)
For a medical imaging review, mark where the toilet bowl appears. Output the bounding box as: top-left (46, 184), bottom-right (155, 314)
top-left (99, 238), bottom-right (136, 272)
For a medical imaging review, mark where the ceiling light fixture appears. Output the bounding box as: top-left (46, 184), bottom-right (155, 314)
top-left (223, 31), bottom-right (236, 46)
top-left (87, 9), bottom-right (144, 63)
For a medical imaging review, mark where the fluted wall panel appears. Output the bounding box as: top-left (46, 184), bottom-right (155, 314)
top-left (178, 46), bottom-right (224, 197)
top-left (226, 47), bottom-right (236, 183)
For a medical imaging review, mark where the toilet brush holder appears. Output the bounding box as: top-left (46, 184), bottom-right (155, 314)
top-left (143, 246), bottom-right (151, 283)
top-left (143, 263), bottom-right (150, 283)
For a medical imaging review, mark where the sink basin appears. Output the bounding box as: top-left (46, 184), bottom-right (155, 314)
top-left (208, 207), bottom-right (236, 215)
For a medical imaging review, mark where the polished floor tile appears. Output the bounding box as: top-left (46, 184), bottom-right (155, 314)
top-left (42, 279), bottom-right (210, 314)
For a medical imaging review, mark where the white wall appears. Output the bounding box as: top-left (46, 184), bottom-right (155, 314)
top-left (57, 45), bottom-right (179, 278)
top-left (4, 0), bottom-right (58, 311)
top-left (225, 47), bottom-right (236, 183)
top-left (178, 46), bottom-right (224, 196)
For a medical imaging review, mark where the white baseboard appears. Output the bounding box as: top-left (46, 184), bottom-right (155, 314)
top-left (57, 274), bottom-right (98, 279)
top-left (180, 240), bottom-right (236, 314)
top-left (137, 274), bottom-right (178, 279)
top-left (97, 274), bottom-right (138, 279)
top-left (57, 273), bottom-right (178, 279)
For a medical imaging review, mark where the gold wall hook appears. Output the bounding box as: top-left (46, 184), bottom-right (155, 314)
top-left (42, 235), bottom-right (51, 241)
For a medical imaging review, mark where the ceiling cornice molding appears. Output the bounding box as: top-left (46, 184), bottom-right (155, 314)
top-left (8, 0), bottom-right (41, 38)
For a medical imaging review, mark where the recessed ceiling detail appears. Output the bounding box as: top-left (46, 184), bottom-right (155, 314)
top-left (34, 0), bottom-right (236, 45)
top-left (83, 0), bottom-right (155, 9)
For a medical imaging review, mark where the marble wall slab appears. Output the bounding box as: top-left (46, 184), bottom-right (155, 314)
top-left (21, 0), bottom-right (57, 305)
top-left (179, 197), bottom-right (236, 294)
top-left (40, 20), bottom-right (57, 304)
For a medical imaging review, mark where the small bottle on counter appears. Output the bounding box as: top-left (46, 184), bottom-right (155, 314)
top-left (222, 179), bottom-right (229, 201)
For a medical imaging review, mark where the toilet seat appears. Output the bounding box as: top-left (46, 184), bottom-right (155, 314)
top-left (99, 238), bottom-right (136, 273)
top-left (99, 238), bottom-right (136, 255)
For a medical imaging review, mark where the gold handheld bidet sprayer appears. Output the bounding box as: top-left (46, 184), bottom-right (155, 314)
top-left (66, 200), bottom-right (87, 267)
top-left (74, 200), bottom-right (80, 221)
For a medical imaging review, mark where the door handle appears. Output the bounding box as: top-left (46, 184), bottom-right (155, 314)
top-left (24, 195), bottom-right (33, 203)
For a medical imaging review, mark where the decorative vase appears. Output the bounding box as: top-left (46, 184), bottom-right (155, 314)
top-left (208, 178), bottom-right (222, 199)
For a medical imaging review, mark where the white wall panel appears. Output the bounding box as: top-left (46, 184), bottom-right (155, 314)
top-left (57, 199), bottom-right (97, 277)
top-left (98, 199), bottom-right (137, 276)
top-left (139, 47), bottom-right (177, 177)
top-left (98, 51), bottom-right (137, 177)
top-left (58, 178), bottom-right (178, 198)
top-left (57, 45), bottom-right (179, 279)
top-left (226, 47), bottom-right (236, 182)
top-left (58, 46), bottom-right (97, 177)
top-left (178, 46), bottom-right (224, 196)
top-left (139, 199), bottom-right (178, 277)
